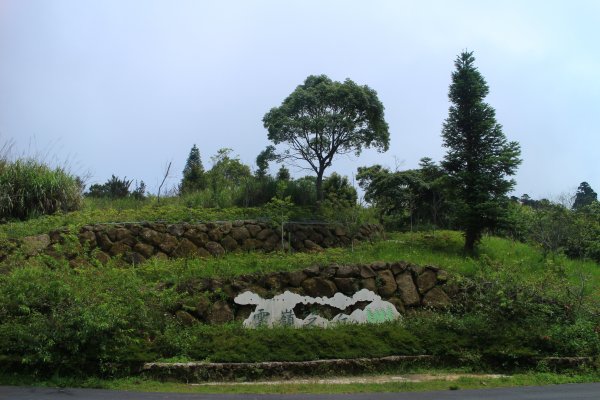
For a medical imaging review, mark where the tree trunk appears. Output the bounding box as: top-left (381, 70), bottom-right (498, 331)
top-left (316, 168), bottom-right (325, 204)
top-left (464, 228), bottom-right (477, 255)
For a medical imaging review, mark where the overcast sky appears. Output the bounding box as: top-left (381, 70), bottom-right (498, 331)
top-left (1, 0), bottom-right (598, 199)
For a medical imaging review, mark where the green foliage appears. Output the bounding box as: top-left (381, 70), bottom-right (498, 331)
top-left (573, 181), bottom-right (598, 210)
top-left (157, 322), bottom-right (421, 363)
top-left (179, 144), bottom-right (207, 194)
top-left (263, 74), bottom-right (390, 201)
top-left (85, 175), bottom-right (146, 200)
top-left (0, 264), bottom-right (174, 374)
top-left (441, 51), bottom-right (521, 252)
top-left (0, 159), bottom-right (82, 221)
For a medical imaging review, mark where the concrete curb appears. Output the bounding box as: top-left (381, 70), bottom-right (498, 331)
top-left (142, 355), bottom-right (435, 382)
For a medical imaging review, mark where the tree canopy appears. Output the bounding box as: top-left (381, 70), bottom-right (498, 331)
top-left (263, 74), bottom-right (390, 202)
top-left (573, 181), bottom-right (598, 210)
top-left (441, 51), bottom-right (521, 253)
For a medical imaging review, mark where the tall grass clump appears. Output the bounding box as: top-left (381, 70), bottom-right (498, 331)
top-left (0, 159), bottom-right (82, 221)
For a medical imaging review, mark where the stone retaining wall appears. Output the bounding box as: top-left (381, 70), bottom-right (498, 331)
top-left (172, 261), bottom-right (454, 325)
top-left (15, 220), bottom-right (383, 264)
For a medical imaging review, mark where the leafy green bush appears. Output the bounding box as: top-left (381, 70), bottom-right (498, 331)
top-left (0, 159), bottom-right (82, 221)
top-left (0, 264), bottom-right (176, 375)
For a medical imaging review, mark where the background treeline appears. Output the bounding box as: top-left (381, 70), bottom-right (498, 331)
top-left (1, 142), bottom-right (599, 263)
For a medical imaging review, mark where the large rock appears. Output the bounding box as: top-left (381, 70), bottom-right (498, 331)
top-left (422, 287), bottom-right (451, 308)
top-left (242, 238), bottom-right (263, 251)
top-left (231, 227), bottom-right (250, 242)
top-left (158, 234), bottom-right (179, 254)
top-left (361, 277), bottom-right (377, 292)
top-left (134, 242), bottom-right (155, 258)
top-left (417, 269), bottom-right (437, 293)
top-left (286, 270), bottom-right (307, 287)
top-left (21, 234), bottom-right (50, 256)
top-left (336, 265), bottom-right (360, 278)
top-left (175, 310), bottom-right (197, 326)
top-left (302, 277), bottom-right (337, 298)
top-left (184, 229), bottom-right (208, 246)
top-left (78, 230), bottom-right (97, 248)
top-left (172, 238), bottom-right (200, 258)
top-left (333, 278), bottom-right (359, 295)
top-left (208, 228), bottom-right (223, 242)
top-left (107, 227), bottom-right (132, 243)
top-left (359, 265), bottom-right (377, 278)
top-left (256, 228), bottom-right (274, 241)
top-left (206, 241), bottom-right (226, 257)
top-left (304, 240), bottom-right (322, 251)
top-left (207, 301), bottom-right (234, 324)
top-left (376, 270), bottom-right (397, 297)
top-left (141, 228), bottom-right (163, 246)
top-left (395, 272), bottom-right (421, 306)
top-left (221, 236), bottom-right (239, 252)
top-left (246, 224), bottom-right (262, 238)
top-left (109, 241), bottom-right (131, 257)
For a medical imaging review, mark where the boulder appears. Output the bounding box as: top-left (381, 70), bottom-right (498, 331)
top-left (361, 277), bottom-right (377, 292)
top-left (109, 241), bottom-right (131, 257)
top-left (336, 265), bottom-right (360, 278)
top-left (134, 242), bottom-right (155, 258)
top-left (286, 270), bottom-right (308, 287)
top-left (167, 224), bottom-right (185, 237)
top-left (242, 238), bottom-right (263, 251)
top-left (208, 301), bottom-right (234, 324)
top-left (21, 234), bottom-right (50, 256)
top-left (246, 224), bottom-right (262, 238)
top-left (390, 261), bottom-right (408, 275)
top-left (231, 226), bottom-right (250, 242)
top-left (175, 310), bottom-right (197, 326)
top-left (141, 228), bottom-right (163, 246)
top-left (370, 261), bottom-right (388, 271)
top-left (333, 278), bottom-right (359, 295)
top-left (376, 270), bottom-right (397, 297)
top-left (96, 232), bottom-right (113, 251)
top-left (303, 265), bottom-right (320, 277)
top-left (94, 251), bottom-right (111, 265)
top-left (78, 230), bottom-right (97, 248)
top-left (359, 265), bottom-right (377, 279)
top-left (208, 228), bottom-right (223, 242)
top-left (206, 241), bottom-right (226, 257)
top-left (395, 272), bottom-right (421, 306)
top-left (220, 236), bottom-right (239, 252)
top-left (256, 228), bottom-right (274, 241)
top-left (387, 296), bottom-right (406, 313)
top-left (302, 277), bottom-right (337, 298)
top-left (158, 234), bottom-right (179, 254)
top-left (417, 269), bottom-right (437, 293)
top-left (172, 238), bottom-right (200, 258)
top-left (422, 287), bottom-right (451, 308)
top-left (184, 230), bottom-right (209, 247)
top-left (304, 240), bottom-right (322, 251)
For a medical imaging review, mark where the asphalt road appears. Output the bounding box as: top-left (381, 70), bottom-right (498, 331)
top-left (1, 383), bottom-right (600, 400)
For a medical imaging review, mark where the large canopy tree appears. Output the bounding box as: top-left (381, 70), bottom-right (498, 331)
top-left (442, 51), bottom-right (521, 253)
top-left (263, 75), bottom-right (390, 202)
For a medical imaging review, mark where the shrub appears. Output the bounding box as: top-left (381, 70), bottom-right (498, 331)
top-left (0, 159), bottom-right (82, 221)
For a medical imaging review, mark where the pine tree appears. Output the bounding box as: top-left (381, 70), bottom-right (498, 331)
top-left (441, 51), bottom-right (521, 253)
top-left (180, 144), bottom-right (206, 194)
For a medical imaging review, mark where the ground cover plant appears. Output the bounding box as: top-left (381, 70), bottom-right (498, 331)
top-left (0, 222), bottom-right (598, 378)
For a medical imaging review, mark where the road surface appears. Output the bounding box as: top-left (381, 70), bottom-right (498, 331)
top-left (1, 383), bottom-right (599, 400)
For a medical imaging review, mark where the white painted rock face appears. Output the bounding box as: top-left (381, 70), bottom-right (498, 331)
top-left (234, 289), bottom-right (401, 328)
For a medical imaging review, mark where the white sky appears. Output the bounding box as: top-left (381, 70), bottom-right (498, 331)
top-left (1, 0), bottom-right (598, 199)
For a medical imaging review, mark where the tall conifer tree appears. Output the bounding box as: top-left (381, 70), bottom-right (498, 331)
top-left (180, 144), bottom-right (206, 194)
top-left (441, 51), bottom-right (521, 253)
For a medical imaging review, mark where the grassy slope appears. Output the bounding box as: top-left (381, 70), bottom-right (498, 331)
top-left (0, 203), bottom-right (598, 377)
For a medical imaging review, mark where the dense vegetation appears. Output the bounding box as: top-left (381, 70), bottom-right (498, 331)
top-left (0, 51), bottom-right (598, 384)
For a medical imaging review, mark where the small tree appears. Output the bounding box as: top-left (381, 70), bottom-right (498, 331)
top-left (265, 182), bottom-right (294, 252)
top-left (263, 74), bottom-right (390, 203)
top-left (180, 144), bottom-right (206, 194)
top-left (441, 51), bottom-right (521, 253)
